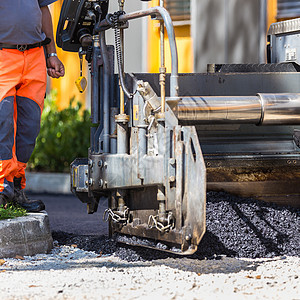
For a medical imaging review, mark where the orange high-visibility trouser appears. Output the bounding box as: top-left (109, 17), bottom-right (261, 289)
top-left (0, 47), bottom-right (46, 199)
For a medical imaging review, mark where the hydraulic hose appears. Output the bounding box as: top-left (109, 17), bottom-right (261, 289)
top-left (95, 6), bottom-right (179, 97)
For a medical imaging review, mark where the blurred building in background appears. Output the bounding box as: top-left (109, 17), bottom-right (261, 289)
top-left (49, 0), bottom-right (300, 108)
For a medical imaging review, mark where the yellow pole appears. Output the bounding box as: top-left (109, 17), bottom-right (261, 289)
top-left (159, 0), bottom-right (166, 114)
top-left (268, 0), bottom-right (277, 26)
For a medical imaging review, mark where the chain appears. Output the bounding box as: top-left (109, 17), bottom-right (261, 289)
top-left (148, 212), bottom-right (175, 233)
top-left (111, 11), bottom-right (125, 68)
top-left (103, 207), bottom-right (129, 224)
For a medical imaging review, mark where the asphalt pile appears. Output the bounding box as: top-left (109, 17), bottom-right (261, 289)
top-left (53, 191), bottom-right (299, 261)
top-left (198, 191), bottom-right (299, 259)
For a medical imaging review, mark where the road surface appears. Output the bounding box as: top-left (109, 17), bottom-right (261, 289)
top-left (30, 193), bottom-right (108, 236)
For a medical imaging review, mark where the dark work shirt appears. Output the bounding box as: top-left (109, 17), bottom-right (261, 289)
top-left (0, 0), bottom-right (57, 44)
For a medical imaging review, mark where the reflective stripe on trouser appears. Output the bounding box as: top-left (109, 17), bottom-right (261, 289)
top-left (0, 47), bottom-right (46, 199)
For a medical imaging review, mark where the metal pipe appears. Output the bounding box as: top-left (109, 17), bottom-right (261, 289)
top-left (177, 94), bottom-right (300, 125)
top-left (116, 114), bottom-right (129, 154)
top-left (159, 0), bottom-right (166, 113)
top-left (137, 125), bottom-right (147, 180)
top-left (116, 190), bottom-right (126, 213)
top-left (119, 84), bottom-right (125, 114)
top-left (116, 122), bottom-right (128, 154)
top-left (99, 32), bottom-right (110, 153)
top-left (157, 119), bottom-right (165, 155)
top-left (177, 96), bottom-right (261, 124)
top-left (95, 6), bottom-right (179, 97)
top-left (91, 35), bottom-right (100, 124)
top-left (138, 125), bottom-right (147, 157)
top-left (110, 107), bottom-right (118, 154)
top-left (157, 186), bottom-right (166, 223)
top-left (119, 0), bottom-right (125, 113)
top-left (258, 93), bottom-right (300, 125)
top-left (118, 0), bottom-right (125, 11)
top-left (259, 0), bottom-right (267, 63)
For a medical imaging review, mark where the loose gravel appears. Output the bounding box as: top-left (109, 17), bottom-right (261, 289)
top-left (0, 246), bottom-right (299, 299)
top-left (0, 191), bottom-right (299, 299)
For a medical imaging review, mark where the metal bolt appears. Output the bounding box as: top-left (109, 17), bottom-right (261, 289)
top-left (98, 160), bottom-right (103, 168)
top-left (169, 158), bottom-right (176, 165)
top-left (99, 179), bottom-right (103, 188)
top-left (88, 178), bottom-right (93, 186)
top-left (169, 176), bottom-right (176, 182)
top-left (185, 234), bottom-right (191, 241)
top-left (88, 159), bottom-right (93, 167)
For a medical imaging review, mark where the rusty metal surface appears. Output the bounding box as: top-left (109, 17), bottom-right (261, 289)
top-left (205, 156), bottom-right (300, 207)
top-left (208, 181), bottom-right (300, 208)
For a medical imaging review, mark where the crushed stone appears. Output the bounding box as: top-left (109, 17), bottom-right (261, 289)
top-left (0, 245), bottom-right (299, 300)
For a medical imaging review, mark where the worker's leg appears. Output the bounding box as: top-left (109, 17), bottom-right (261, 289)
top-left (0, 97), bottom-right (16, 200)
top-left (0, 49), bottom-right (23, 201)
top-left (15, 47), bottom-right (47, 189)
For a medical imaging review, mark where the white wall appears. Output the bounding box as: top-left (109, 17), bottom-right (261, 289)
top-left (191, 0), bottom-right (266, 73)
top-left (106, 1), bottom-right (148, 73)
top-left (86, 1), bottom-right (147, 109)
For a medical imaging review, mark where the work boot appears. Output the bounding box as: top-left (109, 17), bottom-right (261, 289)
top-left (12, 178), bottom-right (45, 212)
top-left (0, 194), bottom-right (7, 207)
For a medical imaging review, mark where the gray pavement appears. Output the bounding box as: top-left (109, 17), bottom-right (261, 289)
top-left (25, 172), bottom-right (108, 235)
top-left (32, 193), bottom-right (109, 236)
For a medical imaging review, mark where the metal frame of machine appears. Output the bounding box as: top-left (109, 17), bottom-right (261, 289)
top-left (57, 0), bottom-right (300, 254)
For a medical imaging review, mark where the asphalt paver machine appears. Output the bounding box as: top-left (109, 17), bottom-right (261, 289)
top-left (57, 0), bottom-right (300, 254)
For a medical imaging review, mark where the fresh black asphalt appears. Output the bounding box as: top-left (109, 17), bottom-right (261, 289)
top-left (31, 192), bottom-right (299, 261)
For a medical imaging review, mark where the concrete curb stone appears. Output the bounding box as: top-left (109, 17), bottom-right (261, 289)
top-left (0, 212), bottom-right (53, 258)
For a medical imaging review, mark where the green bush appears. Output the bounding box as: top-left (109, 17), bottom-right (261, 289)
top-left (28, 90), bottom-right (91, 173)
top-left (0, 204), bottom-right (27, 220)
